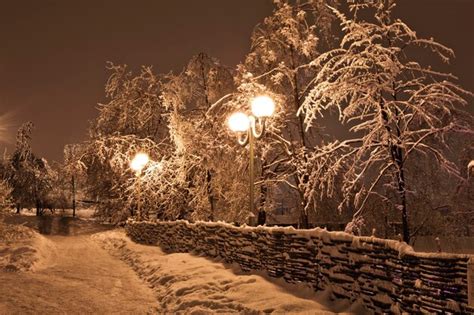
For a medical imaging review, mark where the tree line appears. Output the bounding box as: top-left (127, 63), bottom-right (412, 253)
top-left (1, 0), bottom-right (472, 244)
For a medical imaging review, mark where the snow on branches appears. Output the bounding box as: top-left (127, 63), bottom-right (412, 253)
top-left (298, 0), bottom-right (473, 242)
top-left (235, 0), bottom-right (341, 228)
top-left (82, 64), bottom-right (169, 222)
top-left (69, 0), bottom-right (472, 237)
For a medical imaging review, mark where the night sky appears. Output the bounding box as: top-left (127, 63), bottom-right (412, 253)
top-left (0, 0), bottom-right (472, 162)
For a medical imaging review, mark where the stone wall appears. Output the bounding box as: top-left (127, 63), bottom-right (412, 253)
top-left (126, 220), bottom-right (474, 314)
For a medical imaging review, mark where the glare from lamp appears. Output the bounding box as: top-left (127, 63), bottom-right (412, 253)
top-left (130, 152), bottom-right (150, 172)
top-left (251, 95), bottom-right (275, 118)
top-left (228, 112), bottom-right (250, 132)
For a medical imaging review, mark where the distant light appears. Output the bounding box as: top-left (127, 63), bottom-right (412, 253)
top-left (251, 95), bottom-right (275, 118)
top-left (130, 152), bottom-right (149, 172)
top-left (228, 112), bottom-right (250, 132)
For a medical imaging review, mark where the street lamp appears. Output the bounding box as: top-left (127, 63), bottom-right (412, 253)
top-left (228, 95), bottom-right (275, 225)
top-left (130, 152), bottom-right (150, 220)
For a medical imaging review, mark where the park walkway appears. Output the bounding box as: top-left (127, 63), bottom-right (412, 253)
top-left (0, 219), bottom-right (157, 314)
top-left (0, 217), bottom-right (347, 314)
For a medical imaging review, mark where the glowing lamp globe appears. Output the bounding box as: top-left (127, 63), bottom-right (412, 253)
top-left (228, 112), bottom-right (250, 132)
top-left (251, 95), bottom-right (275, 118)
top-left (130, 152), bottom-right (149, 172)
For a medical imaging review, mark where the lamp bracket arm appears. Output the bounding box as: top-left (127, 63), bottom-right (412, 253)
top-left (237, 132), bottom-right (250, 146)
top-left (252, 117), bottom-right (266, 139)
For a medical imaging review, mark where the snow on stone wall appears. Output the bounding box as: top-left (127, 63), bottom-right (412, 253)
top-left (126, 219), bottom-right (474, 314)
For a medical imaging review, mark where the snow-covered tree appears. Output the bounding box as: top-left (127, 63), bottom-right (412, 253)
top-left (83, 64), bottom-right (167, 222)
top-left (93, 63), bottom-right (168, 141)
top-left (0, 179), bottom-right (12, 212)
top-left (149, 53), bottom-right (251, 222)
top-left (9, 122), bottom-right (53, 215)
top-left (298, 0), bottom-right (473, 242)
top-left (236, 0), bottom-right (339, 227)
top-left (162, 53), bottom-right (233, 219)
top-left (0, 149), bottom-right (12, 220)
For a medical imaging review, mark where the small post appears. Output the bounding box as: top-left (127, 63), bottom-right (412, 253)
top-left (397, 233), bottom-right (403, 242)
top-left (435, 237), bottom-right (442, 253)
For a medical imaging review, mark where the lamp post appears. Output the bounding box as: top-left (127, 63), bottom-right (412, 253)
top-left (130, 152), bottom-right (150, 220)
top-left (228, 95), bottom-right (275, 225)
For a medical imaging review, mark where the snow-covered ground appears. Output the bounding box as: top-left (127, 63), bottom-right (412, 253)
top-left (93, 230), bottom-right (364, 314)
top-left (0, 222), bottom-right (46, 272)
top-left (3, 212), bottom-right (471, 313)
top-left (14, 207), bottom-right (97, 219)
top-left (0, 221), bottom-right (157, 314)
top-left (10, 208), bottom-right (474, 254)
top-left (1, 215), bottom-right (365, 314)
top-left (412, 236), bottom-right (474, 254)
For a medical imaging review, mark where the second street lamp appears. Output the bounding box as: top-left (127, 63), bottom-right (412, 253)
top-left (130, 152), bottom-right (150, 220)
top-left (228, 95), bottom-right (275, 225)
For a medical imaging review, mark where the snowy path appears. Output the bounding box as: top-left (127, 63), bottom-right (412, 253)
top-left (0, 218), bottom-right (357, 314)
top-left (0, 234), bottom-right (157, 314)
top-left (94, 230), bottom-right (355, 314)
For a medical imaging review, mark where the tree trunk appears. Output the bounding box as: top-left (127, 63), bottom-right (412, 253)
top-left (206, 170), bottom-right (215, 221)
top-left (36, 200), bottom-right (41, 216)
top-left (16, 204), bottom-right (21, 214)
top-left (258, 186), bottom-right (267, 224)
top-left (296, 187), bottom-right (310, 229)
top-left (396, 161), bottom-right (410, 243)
top-left (299, 211), bottom-right (309, 229)
top-left (257, 210), bottom-right (266, 226)
top-left (72, 175), bottom-right (76, 218)
top-left (392, 106), bottom-right (410, 243)
top-left (380, 90), bottom-right (410, 243)
top-left (258, 166), bottom-right (268, 225)
top-left (289, 46), bottom-right (312, 229)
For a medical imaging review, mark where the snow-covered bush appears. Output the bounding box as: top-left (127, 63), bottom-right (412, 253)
top-left (8, 122), bottom-right (54, 215)
top-left (0, 179), bottom-right (12, 213)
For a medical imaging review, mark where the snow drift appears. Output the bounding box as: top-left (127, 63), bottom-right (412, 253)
top-left (0, 222), bottom-right (54, 272)
top-left (93, 230), bottom-right (359, 314)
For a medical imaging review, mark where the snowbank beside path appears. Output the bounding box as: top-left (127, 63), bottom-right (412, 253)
top-left (0, 223), bottom-right (55, 272)
top-left (1, 229), bottom-right (158, 314)
top-left (93, 230), bottom-right (361, 314)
